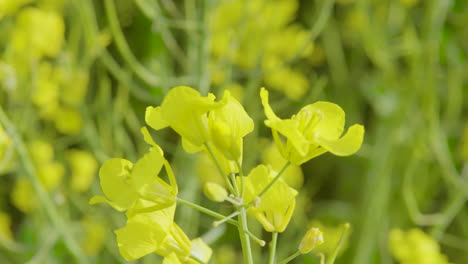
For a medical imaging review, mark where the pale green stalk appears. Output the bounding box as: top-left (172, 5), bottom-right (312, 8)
top-left (268, 232), bottom-right (278, 264)
top-left (104, 0), bottom-right (159, 86)
top-left (204, 143), bottom-right (236, 193)
top-left (278, 251), bottom-right (300, 264)
top-left (256, 162), bottom-right (290, 201)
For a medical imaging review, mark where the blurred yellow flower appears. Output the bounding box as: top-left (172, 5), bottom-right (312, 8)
top-left (66, 150), bottom-right (97, 192)
top-left (11, 7), bottom-right (64, 59)
top-left (11, 178), bottom-right (36, 213)
top-left (389, 228), bottom-right (452, 264)
top-left (260, 88), bottom-right (364, 165)
top-left (240, 164), bottom-right (297, 232)
top-left (53, 106), bottom-right (83, 135)
top-left (36, 161), bottom-right (64, 191)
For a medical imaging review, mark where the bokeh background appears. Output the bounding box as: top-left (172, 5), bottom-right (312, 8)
top-left (0, 0), bottom-right (467, 263)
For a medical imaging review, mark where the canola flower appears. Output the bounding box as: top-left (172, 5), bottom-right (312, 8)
top-left (260, 88), bottom-right (364, 165)
top-left (92, 85), bottom-right (363, 264)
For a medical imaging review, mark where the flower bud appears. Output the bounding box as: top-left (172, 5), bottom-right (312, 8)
top-left (203, 182), bottom-right (228, 202)
top-left (299, 227), bottom-right (324, 254)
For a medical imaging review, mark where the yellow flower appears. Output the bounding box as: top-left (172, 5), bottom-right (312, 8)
top-left (146, 86), bottom-right (227, 152)
top-left (11, 178), bottom-right (36, 213)
top-left (208, 90), bottom-right (254, 161)
top-left (11, 7), bottom-right (64, 59)
top-left (240, 164), bottom-right (297, 232)
top-left (114, 205), bottom-right (187, 261)
top-left (36, 161), bottom-right (64, 191)
top-left (53, 106), bottom-right (83, 135)
top-left (66, 150), bottom-right (97, 192)
top-left (90, 144), bottom-right (177, 212)
top-left (389, 228), bottom-right (452, 264)
top-left (260, 88), bottom-right (364, 165)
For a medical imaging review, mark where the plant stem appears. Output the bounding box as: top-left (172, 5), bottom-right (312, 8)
top-left (237, 207), bottom-right (254, 264)
top-left (103, 0), bottom-right (159, 86)
top-left (278, 251), bottom-right (300, 264)
top-left (256, 162), bottom-right (290, 201)
top-left (176, 197), bottom-right (236, 225)
top-left (0, 107), bottom-right (89, 264)
top-left (204, 143), bottom-right (236, 194)
top-left (268, 232), bottom-right (278, 264)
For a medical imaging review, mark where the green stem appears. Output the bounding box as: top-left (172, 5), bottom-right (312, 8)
top-left (278, 251), bottom-right (300, 264)
top-left (176, 197), bottom-right (236, 225)
top-left (0, 108), bottom-right (89, 264)
top-left (256, 162), bottom-right (290, 201)
top-left (213, 211), bottom-right (240, 227)
top-left (176, 197), bottom-right (262, 244)
top-left (235, 160), bottom-right (245, 199)
top-left (237, 207), bottom-right (254, 264)
top-left (247, 230), bottom-right (266, 247)
top-left (103, 0), bottom-right (159, 86)
top-left (204, 143), bottom-right (236, 194)
top-left (268, 232), bottom-right (278, 264)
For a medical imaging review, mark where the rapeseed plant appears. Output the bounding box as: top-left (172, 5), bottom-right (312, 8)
top-left (91, 85), bottom-right (363, 264)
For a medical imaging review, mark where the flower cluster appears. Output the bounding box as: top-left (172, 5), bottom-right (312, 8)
top-left (92, 85), bottom-right (364, 263)
top-left (209, 0), bottom-right (320, 100)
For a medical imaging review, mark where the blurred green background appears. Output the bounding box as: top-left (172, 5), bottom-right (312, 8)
top-left (0, 0), bottom-right (467, 263)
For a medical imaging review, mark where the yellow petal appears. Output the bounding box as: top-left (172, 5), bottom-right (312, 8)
top-left (98, 158), bottom-right (138, 210)
top-left (114, 215), bottom-right (167, 261)
top-left (260, 88), bottom-right (309, 155)
top-left (302, 102), bottom-right (345, 140)
top-left (140, 126), bottom-right (157, 146)
top-left (145, 106), bottom-right (169, 130)
top-left (209, 91), bottom-right (253, 160)
top-left (314, 124), bottom-right (364, 156)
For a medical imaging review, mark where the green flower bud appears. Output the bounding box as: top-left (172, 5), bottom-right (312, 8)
top-left (299, 227), bottom-right (324, 254)
top-left (203, 182), bottom-right (228, 202)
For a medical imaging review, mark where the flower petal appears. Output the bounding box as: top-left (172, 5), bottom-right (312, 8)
top-left (315, 124), bottom-right (364, 156)
top-left (303, 102), bottom-right (345, 140)
top-left (99, 158), bottom-right (138, 210)
top-left (145, 106), bottom-right (169, 130)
